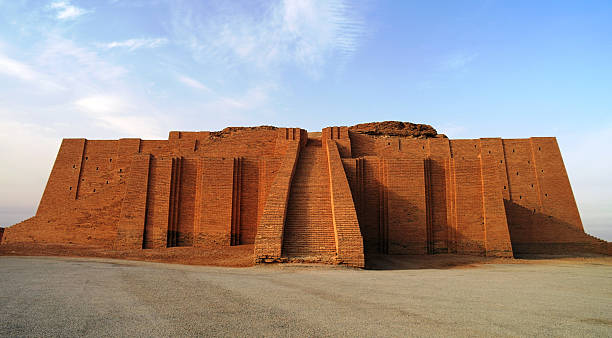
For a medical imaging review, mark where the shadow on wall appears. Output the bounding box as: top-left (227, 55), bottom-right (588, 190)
top-left (359, 187), bottom-right (489, 270)
top-left (505, 200), bottom-right (610, 256)
top-left (359, 191), bottom-right (610, 270)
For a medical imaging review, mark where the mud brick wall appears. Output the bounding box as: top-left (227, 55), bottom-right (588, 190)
top-left (254, 141), bottom-right (301, 262)
top-left (326, 140), bottom-right (365, 267)
top-left (194, 158), bottom-right (235, 246)
top-left (384, 158), bottom-right (428, 254)
top-left (2, 123), bottom-right (607, 260)
top-left (115, 154), bottom-right (151, 249)
top-left (143, 157), bottom-right (171, 249)
top-left (479, 139), bottom-right (513, 257)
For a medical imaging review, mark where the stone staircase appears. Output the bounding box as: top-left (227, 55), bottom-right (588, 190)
top-left (282, 137), bottom-right (337, 260)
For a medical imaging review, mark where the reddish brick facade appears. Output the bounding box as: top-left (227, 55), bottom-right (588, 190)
top-left (1, 125), bottom-right (609, 267)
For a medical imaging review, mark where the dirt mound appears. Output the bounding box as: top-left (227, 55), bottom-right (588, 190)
top-left (210, 126), bottom-right (278, 138)
top-left (349, 121), bottom-right (445, 138)
top-left (0, 243), bottom-right (255, 267)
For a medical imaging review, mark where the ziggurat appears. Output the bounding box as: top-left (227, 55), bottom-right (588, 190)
top-left (1, 122), bottom-right (609, 267)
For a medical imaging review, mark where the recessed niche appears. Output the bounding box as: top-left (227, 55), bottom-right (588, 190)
top-left (93, 189), bottom-right (96, 192)
top-left (109, 158), bottom-right (112, 162)
top-left (531, 184), bottom-right (534, 188)
top-left (512, 149), bottom-right (515, 153)
top-left (119, 169), bottom-right (122, 173)
top-left (81, 178), bottom-right (84, 181)
top-left (488, 150), bottom-right (491, 154)
top-left (545, 193), bottom-right (548, 197)
top-left (72, 164), bottom-right (76, 169)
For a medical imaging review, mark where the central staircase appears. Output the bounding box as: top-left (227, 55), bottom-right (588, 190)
top-left (282, 137), bottom-right (337, 261)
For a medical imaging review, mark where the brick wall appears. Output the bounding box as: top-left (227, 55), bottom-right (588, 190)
top-left (254, 141), bottom-right (301, 262)
top-left (326, 140), bottom-right (364, 267)
top-left (2, 125), bottom-right (608, 261)
top-left (115, 154), bottom-right (151, 249)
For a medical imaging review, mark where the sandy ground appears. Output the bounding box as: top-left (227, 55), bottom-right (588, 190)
top-left (1, 256), bottom-right (611, 337)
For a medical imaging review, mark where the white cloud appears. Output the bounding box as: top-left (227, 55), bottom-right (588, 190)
top-left (0, 52), bottom-right (65, 90)
top-left (98, 38), bottom-right (168, 51)
top-left (171, 0), bottom-right (366, 75)
top-left (37, 36), bottom-right (127, 83)
top-left (74, 94), bottom-right (164, 139)
top-left (49, 1), bottom-right (90, 20)
top-left (441, 52), bottom-right (478, 71)
top-left (177, 75), bottom-right (211, 92)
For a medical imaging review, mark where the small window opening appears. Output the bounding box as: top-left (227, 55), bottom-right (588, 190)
top-left (531, 184), bottom-right (534, 188)
top-left (69, 186), bottom-right (72, 190)
top-left (72, 164), bottom-right (76, 169)
top-left (512, 149), bottom-right (515, 153)
top-left (422, 146), bottom-right (425, 150)
top-left (500, 160), bottom-right (503, 163)
top-left (474, 144), bottom-right (477, 148)
top-left (85, 157), bottom-right (88, 160)
top-left (109, 158), bottom-right (112, 162)
top-left (533, 209), bottom-right (536, 213)
top-left (93, 189), bottom-right (96, 192)
top-left (81, 178), bottom-right (84, 181)
top-left (503, 185), bottom-right (507, 190)
top-left (516, 171), bottom-right (519, 176)
top-left (541, 169), bottom-right (544, 173)
top-left (119, 169), bottom-right (122, 173)
top-left (527, 160), bottom-right (530, 164)
top-left (387, 142), bottom-right (390, 145)
top-left (106, 180), bottom-right (109, 184)
top-left (488, 150), bottom-right (491, 154)
top-left (96, 167), bottom-right (99, 171)
top-left (545, 193), bottom-right (548, 197)
top-left (519, 195), bottom-right (522, 199)
top-left (538, 147), bottom-right (541, 151)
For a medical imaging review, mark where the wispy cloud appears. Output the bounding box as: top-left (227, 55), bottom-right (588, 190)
top-left (49, 1), bottom-right (90, 20)
top-left (171, 0), bottom-right (366, 76)
top-left (74, 94), bottom-right (164, 139)
top-left (98, 38), bottom-right (168, 51)
top-left (177, 75), bottom-right (211, 92)
top-left (440, 52), bottom-right (478, 71)
top-left (0, 52), bottom-right (64, 90)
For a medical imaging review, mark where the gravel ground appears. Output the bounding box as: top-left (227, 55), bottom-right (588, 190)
top-left (1, 256), bottom-right (611, 337)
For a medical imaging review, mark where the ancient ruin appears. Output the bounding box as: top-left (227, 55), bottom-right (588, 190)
top-left (1, 122), bottom-right (609, 267)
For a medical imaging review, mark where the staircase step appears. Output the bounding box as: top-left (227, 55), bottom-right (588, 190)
top-left (282, 138), bottom-right (337, 257)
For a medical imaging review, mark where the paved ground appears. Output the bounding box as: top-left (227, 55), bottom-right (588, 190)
top-left (1, 256), bottom-right (611, 337)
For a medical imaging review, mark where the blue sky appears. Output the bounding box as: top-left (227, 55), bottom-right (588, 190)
top-left (0, 0), bottom-right (610, 240)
